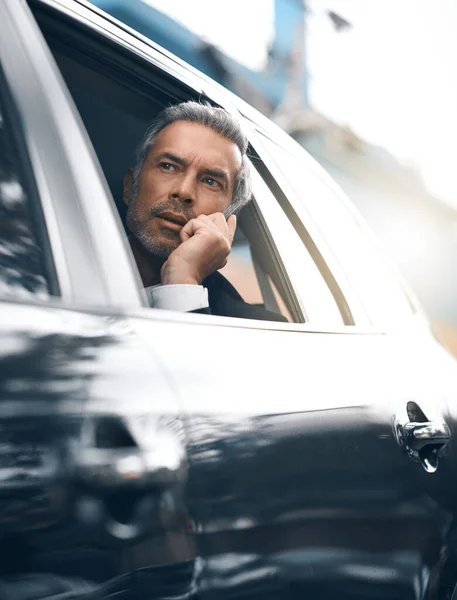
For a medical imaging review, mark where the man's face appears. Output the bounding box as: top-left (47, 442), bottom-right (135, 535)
top-left (125, 120), bottom-right (242, 257)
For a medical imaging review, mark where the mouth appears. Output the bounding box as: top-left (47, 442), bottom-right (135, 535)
top-left (156, 212), bottom-right (187, 232)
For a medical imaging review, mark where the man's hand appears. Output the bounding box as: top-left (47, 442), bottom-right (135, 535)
top-left (160, 213), bottom-right (237, 286)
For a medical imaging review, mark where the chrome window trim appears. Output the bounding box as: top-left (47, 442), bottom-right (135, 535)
top-left (0, 292), bottom-right (430, 338)
top-left (129, 304), bottom-right (431, 337)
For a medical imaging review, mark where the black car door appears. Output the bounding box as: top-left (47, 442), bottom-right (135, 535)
top-left (0, 3), bottom-right (196, 599)
top-left (6, 2), bottom-right (457, 599)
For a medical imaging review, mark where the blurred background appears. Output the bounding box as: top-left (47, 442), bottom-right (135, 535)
top-left (91, 0), bottom-right (457, 352)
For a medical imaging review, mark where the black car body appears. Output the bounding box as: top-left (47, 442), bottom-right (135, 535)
top-left (0, 1), bottom-right (457, 599)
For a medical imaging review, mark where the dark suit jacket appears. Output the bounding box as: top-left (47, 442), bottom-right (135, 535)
top-left (195, 271), bottom-right (288, 322)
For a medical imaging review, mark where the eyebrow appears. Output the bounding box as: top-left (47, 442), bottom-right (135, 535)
top-left (155, 152), bottom-right (188, 167)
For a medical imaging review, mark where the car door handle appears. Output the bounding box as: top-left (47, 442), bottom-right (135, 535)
top-left (402, 421), bottom-right (451, 451)
top-left (398, 420), bottom-right (451, 473)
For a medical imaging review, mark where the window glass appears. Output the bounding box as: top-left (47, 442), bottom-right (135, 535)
top-left (220, 230), bottom-right (263, 306)
top-left (219, 204), bottom-right (293, 322)
top-left (248, 161), bottom-right (344, 326)
top-left (0, 77), bottom-right (53, 300)
top-left (257, 132), bottom-right (415, 327)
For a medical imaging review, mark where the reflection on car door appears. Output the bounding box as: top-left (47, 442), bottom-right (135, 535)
top-left (0, 304), bottom-right (196, 599)
top-left (0, 2), bottom-right (197, 599)
top-left (133, 308), bottom-right (457, 600)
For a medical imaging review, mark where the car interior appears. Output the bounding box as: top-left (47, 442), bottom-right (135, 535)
top-left (31, 3), bottom-right (302, 322)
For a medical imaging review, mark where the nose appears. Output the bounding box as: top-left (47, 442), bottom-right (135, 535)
top-left (169, 172), bottom-right (197, 207)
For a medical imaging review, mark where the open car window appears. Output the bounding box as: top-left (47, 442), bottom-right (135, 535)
top-left (31, 3), bottom-right (345, 326)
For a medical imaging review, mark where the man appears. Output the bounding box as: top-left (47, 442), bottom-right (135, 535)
top-left (123, 101), bottom-right (286, 322)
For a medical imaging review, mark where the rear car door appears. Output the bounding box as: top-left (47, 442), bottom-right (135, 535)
top-left (160, 152), bottom-right (457, 600)
top-left (0, 3), bottom-right (196, 599)
top-left (121, 122), bottom-right (457, 599)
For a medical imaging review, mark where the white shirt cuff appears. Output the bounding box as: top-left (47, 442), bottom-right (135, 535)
top-left (145, 284), bottom-right (209, 313)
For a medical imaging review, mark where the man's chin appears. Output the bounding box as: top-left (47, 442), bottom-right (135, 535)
top-left (127, 216), bottom-right (180, 259)
top-left (137, 235), bottom-right (178, 259)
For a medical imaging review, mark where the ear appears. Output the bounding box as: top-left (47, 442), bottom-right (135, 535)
top-left (123, 168), bottom-right (133, 206)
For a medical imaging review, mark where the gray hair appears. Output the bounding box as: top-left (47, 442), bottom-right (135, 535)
top-left (130, 101), bottom-right (252, 213)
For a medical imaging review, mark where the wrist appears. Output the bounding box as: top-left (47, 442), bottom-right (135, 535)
top-left (161, 264), bottom-right (201, 286)
top-left (162, 276), bottom-right (200, 286)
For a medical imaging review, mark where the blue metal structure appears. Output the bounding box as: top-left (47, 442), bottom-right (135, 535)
top-left (91, 0), bottom-right (307, 111)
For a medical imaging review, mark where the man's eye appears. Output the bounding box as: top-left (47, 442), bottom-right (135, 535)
top-left (203, 177), bottom-right (221, 188)
top-left (160, 162), bottom-right (176, 171)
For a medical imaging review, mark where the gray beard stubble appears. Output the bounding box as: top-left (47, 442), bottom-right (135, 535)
top-left (126, 195), bottom-right (194, 259)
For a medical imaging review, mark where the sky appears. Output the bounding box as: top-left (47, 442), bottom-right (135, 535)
top-left (144, 0), bottom-right (275, 71)
top-left (307, 0), bottom-right (457, 208)
top-left (143, 0), bottom-right (457, 209)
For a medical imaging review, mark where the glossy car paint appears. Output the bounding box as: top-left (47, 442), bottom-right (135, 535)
top-left (0, 0), bottom-right (456, 599)
top-left (0, 303), bottom-right (194, 598)
top-left (132, 312), bottom-right (457, 599)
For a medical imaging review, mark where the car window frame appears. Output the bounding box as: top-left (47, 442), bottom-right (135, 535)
top-left (0, 0), bottom-right (143, 310)
top-left (29, 0), bottom-right (320, 327)
top-left (27, 0), bottom-right (429, 336)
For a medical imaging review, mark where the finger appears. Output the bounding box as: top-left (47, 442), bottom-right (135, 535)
top-left (180, 218), bottom-right (200, 242)
top-left (204, 212), bottom-right (229, 236)
top-left (214, 214), bottom-right (230, 237)
top-left (196, 214), bottom-right (213, 224)
top-left (180, 215), bottom-right (217, 241)
top-left (197, 213), bottom-right (228, 236)
top-left (205, 212), bottom-right (224, 223)
top-left (227, 215), bottom-right (237, 244)
top-left (195, 214), bottom-right (220, 236)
